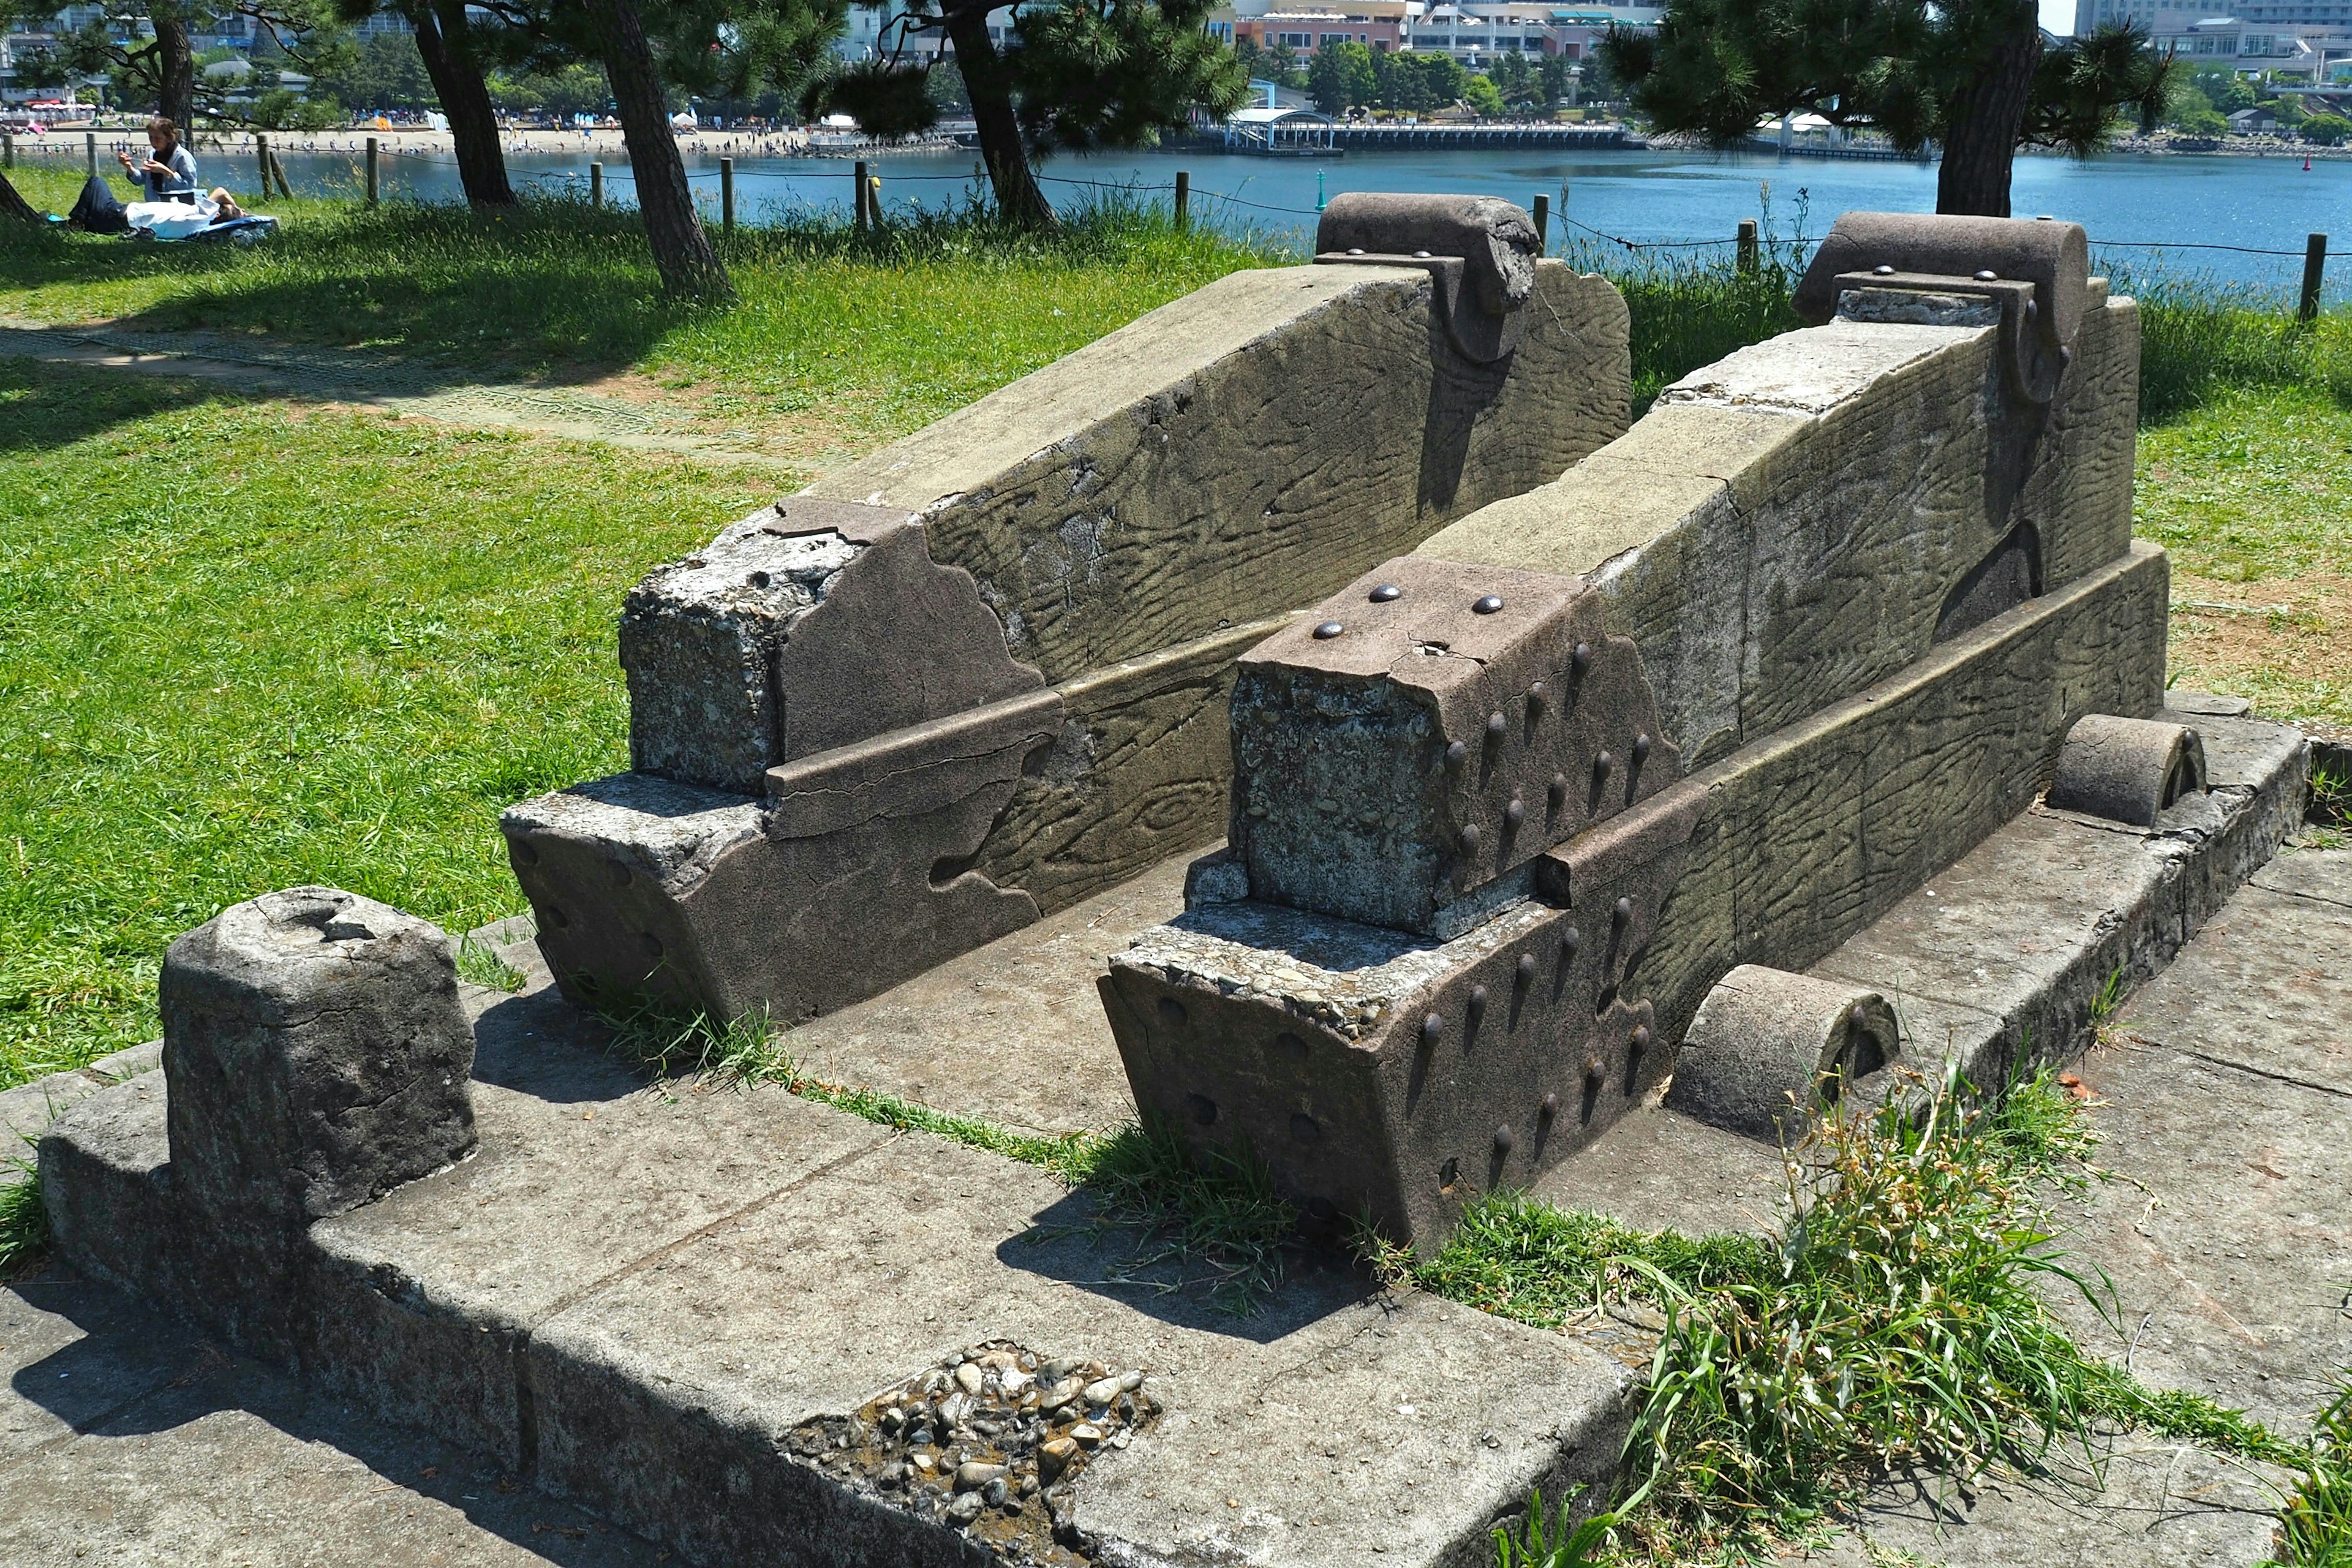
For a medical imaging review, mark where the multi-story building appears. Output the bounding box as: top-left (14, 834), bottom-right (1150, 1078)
top-left (2073, 2), bottom-right (2352, 80)
top-left (1233, 2), bottom-right (1414, 53)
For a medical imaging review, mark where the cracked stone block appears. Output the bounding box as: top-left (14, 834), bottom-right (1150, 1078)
top-left (1230, 557), bottom-right (1679, 937)
top-left (621, 498), bottom-right (1044, 794)
top-left (1106, 783), bottom-right (1702, 1245)
top-left (161, 886), bottom-right (477, 1229)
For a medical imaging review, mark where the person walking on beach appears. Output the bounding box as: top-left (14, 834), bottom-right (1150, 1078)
top-left (116, 116), bottom-right (198, 202)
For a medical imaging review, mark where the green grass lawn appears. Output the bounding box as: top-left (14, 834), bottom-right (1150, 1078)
top-left (0, 163), bottom-right (1281, 448)
top-left (0, 361), bottom-right (777, 1087)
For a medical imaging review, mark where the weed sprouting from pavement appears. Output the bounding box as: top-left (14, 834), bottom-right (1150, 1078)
top-left (597, 995), bottom-right (1296, 1312)
top-left (2269, 1379), bottom-right (2352, 1567)
top-left (1, 1147), bottom-right (47, 1280)
top-left (454, 933), bottom-right (527, 993)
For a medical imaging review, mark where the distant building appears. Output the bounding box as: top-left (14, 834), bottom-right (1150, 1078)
top-left (2073, 3), bottom-right (2352, 81)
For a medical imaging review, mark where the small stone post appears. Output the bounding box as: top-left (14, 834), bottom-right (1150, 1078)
top-left (590, 161), bottom-right (604, 208)
top-left (86, 130), bottom-right (97, 176)
top-left (1738, 218), bottom-right (1758, 274)
top-left (159, 887), bottom-right (477, 1344)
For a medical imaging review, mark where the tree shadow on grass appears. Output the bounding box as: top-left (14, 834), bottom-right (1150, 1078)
top-left (2, 197), bottom-right (695, 394)
top-left (0, 352), bottom-right (257, 455)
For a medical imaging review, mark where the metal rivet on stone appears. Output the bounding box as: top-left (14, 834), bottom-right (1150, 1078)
top-left (1313, 620), bottom-right (1344, 639)
top-left (1560, 926), bottom-right (1581, 959)
top-left (1540, 1091), bottom-right (1559, 1119)
top-left (1632, 1024), bottom-right (1652, 1050)
top-left (1527, 680), bottom-right (1547, 711)
top-left (1493, 1125), bottom-right (1513, 1153)
top-left (1370, 582), bottom-right (1403, 603)
top-left (1459, 823), bottom-right (1482, 853)
top-left (1571, 641), bottom-right (1592, 676)
top-left (1548, 772), bottom-right (1568, 809)
top-left (1422, 1013), bottom-right (1444, 1046)
top-left (1613, 896), bottom-right (1632, 928)
top-left (1594, 750), bottom-right (1614, 779)
top-left (1158, 996), bottom-right (1189, 1027)
top-left (1584, 1052), bottom-right (1604, 1080)
top-left (639, 932), bottom-right (663, 958)
top-left (1632, 732), bottom-right (1653, 764)
top-left (1473, 594), bottom-right (1505, 615)
top-left (1468, 985), bottom-right (1488, 1019)
top-left (1873, 263), bottom-right (1894, 275)
top-left (1346, 246), bottom-right (1365, 255)
top-left (1446, 741), bottom-right (1469, 771)
top-left (1487, 711), bottom-right (1507, 741)
top-left (1974, 268), bottom-right (1999, 281)
top-left (1290, 1112), bottom-right (1321, 1144)
top-left (1516, 953), bottom-right (1536, 986)
top-left (1505, 798), bottom-right (1525, 830)
top-left (1412, 249), bottom-right (1433, 258)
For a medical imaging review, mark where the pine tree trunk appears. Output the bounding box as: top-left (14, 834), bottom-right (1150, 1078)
top-left (1, 171), bottom-right (39, 223)
top-left (152, 4), bottom-right (195, 130)
top-left (411, 1), bottom-right (515, 206)
top-left (941, 2), bottom-right (1055, 228)
top-left (584, 0), bottom-right (733, 301)
top-left (1936, 7), bottom-right (2043, 217)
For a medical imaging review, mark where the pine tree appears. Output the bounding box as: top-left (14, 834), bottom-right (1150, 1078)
top-left (1600, 0), bottom-right (2176, 217)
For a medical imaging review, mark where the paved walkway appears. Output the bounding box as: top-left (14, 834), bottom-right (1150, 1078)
top-left (5, 835), bottom-right (2345, 1566)
top-left (0, 320), bottom-right (807, 471)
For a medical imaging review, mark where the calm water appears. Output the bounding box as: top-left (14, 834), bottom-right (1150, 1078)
top-left (62, 137), bottom-right (2352, 298)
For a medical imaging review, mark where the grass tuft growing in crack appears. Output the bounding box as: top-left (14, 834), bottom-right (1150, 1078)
top-left (2269, 1380), bottom-right (2352, 1567)
top-left (597, 995), bottom-right (1296, 1311)
top-left (1, 1147), bottom-right (48, 1280)
top-left (1408, 1065), bottom-right (2311, 1565)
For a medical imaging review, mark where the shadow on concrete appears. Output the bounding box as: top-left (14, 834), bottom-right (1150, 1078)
top-left (6, 1269), bottom-right (662, 1566)
top-left (993, 1185), bottom-right (1378, 1346)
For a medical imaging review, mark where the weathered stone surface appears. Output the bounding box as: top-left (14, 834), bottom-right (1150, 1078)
top-left (1111, 545), bottom-right (2169, 1245)
top-left (971, 616), bottom-right (1292, 920)
top-left (0, 1273), bottom-right (663, 1567)
top-left (1665, 965), bottom-right (1899, 1140)
top-left (622, 502), bottom-right (1049, 796)
top-left (1228, 557), bottom-right (1679, 935)
top-left (41, 1004), bottom-right (1638, 1568)
top-left (37, 1068), bottom-right (178, 1303)
top-left (1415, 290), bottom-right (2139, 766)
top-left (2047, 712), bottom-right (2208, 827)
top-left (0, 1039), bottom-right (159, 1191)
top-left (1789, 1441), bottom-right (2284, 1568)
top-left (505, 689), bottom-right (1063, 1025)
top-left (161, 888), bottom-right (476, 1228)
top-left (805, 260), bottom-right (1634, 685)
top-left (1107, 782), bottom-right (1702, 1243)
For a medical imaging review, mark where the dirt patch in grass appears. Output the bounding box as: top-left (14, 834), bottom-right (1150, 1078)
top-left (2169, 572), bottom-right (2352, 741)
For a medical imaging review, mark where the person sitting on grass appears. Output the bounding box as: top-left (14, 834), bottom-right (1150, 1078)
top-left (116, 116), bottom-right (200, 203)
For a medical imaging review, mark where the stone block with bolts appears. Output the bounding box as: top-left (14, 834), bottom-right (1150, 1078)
top-left (507, 195), bottom-right (1641, 1027)
top-left (1104, 211), bottom-right (2168, 1245)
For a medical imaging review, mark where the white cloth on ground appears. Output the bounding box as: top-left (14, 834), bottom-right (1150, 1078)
top-left (126, 195), bottom-right (219, 239)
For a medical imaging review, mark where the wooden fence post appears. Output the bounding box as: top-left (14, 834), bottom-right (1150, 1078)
top-left (590, 162), bottom-right (603, 208)
top-left (721, 156), bottom-right (734, 235)
top-left (854, 159), bottom-right (869, 230)
top-left (86, 131), bottom-right (97, 176)
top-left (366, 137), bottom-right (379, 206)
top-left (2301, 233), bottom-right (2329, 325)
top-left (1175, 170), bottom-right (1189, 232)
top-left (255, 134), bottom-right (270, 198)
top-left (1532, 192), bottom-right (1549, 250)
top-left (1738, 218), bottom-right (1759, 274)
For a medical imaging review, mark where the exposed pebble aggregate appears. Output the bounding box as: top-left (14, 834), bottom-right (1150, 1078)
top-left (782, 1341), bottom-right (1156, 1564)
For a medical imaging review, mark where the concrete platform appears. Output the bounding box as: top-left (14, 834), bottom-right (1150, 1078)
top-left (37, 977), bottom-right (1640, 1568)
top-left (0, 1271), bottom-right (662, 1567)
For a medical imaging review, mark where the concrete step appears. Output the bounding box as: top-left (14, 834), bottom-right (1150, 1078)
top-left (40, 978), bottom-right (1643, 1568)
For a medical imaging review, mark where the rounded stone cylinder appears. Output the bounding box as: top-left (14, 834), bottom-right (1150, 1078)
top-left (1665, 965), bottom-right (1900, 1141)
top-left (2046, 714), bottom-right (2207, 828)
